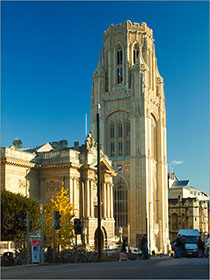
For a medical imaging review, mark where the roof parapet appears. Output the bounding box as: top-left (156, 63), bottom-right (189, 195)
top-left (104, 20), bottom-right (153, 39)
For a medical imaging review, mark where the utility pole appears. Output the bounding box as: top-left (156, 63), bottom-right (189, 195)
top-left (178, 195), bottom-right (181, 230)
top-left (37, 200), bottom-right (45, 264)
top-left (97, 104), bottom-right (101, 260)
top-left (53, 210), bottom-right (56, 263)
top-left (26, 211), bottom-right (30, 264)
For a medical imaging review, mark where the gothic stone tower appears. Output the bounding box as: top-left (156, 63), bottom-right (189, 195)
top-left (90, 20), bottom-right (170, 253)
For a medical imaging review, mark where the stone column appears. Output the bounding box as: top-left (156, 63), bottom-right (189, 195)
top-left (73, 178), bottom-right (75, 205)
top-left (108, 51), bottom-right (111, 90)
top-left (86, 180), bottom-right (90, 217)
top-left (89, 180), bottom-right (93, 218)
top-left (110, 184), bottom-right (113, 218)
top-left (107, 183), bottom-right (110, 218)
top-left (103, 183), bottom-right (107, 218)
top-left (70, 178), bottom-right (73, 204)
top-left (82, 181), bottom-right (85, 217)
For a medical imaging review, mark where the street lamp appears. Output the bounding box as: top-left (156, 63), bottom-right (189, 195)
top-left (37, 200), bottom-right (45, 264)
top-left (25, 169), bottom-right (30, 197)
top-left (97, 104), bottom-right (102, 260)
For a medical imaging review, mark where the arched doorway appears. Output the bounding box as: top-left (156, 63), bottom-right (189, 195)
top-left (94, 227), bottom-right (107, 250)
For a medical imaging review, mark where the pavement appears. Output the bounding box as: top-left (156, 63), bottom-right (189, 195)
top-left (1, 256), bottom-right (209, 279)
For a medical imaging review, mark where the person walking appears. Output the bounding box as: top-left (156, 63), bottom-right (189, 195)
top-left (174, 235), bottom-right (182, 258)
top-left (205, 234), bottom-right (210, 257)
top-left (121, 238), bottom-right (127, 253)
top-left (140, 234), bottom-right (149, 259)
top-left (120, 239), bottom-right (128, 261)
top-left (197, 236), bottom-right (204, 258)
top-left (181, 236), bottom-right (186, 257)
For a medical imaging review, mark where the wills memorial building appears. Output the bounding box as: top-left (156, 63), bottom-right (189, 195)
top-left (91, 20), bottom-right (170, 253)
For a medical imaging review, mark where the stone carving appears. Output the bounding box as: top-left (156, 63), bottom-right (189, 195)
top-left (119, 227), bottom-right (123, 243)
top-left (46, 181), bottom-right (60, 193)
top-left (19, 179), bottom-right (26, 189)
top-left (86, 131), bottom-right (96, 150)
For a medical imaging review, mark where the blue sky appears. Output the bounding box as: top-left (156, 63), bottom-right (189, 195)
top-left (1, 1), bottom-right (209, 194)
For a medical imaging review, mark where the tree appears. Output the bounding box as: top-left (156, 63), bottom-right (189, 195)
top-left (1, 190), bottom-right (41, 243)
top-left (44, 187), bottom-right (76, 249)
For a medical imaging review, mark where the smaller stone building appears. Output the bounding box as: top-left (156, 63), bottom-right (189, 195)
top-left (168, 173), bottom-right (209, 242)
top-left (1, 132), bottom-right (117, 250)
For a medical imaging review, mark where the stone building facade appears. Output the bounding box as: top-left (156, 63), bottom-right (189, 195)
top-left (1, 133), bottom-right (116, 249)
top-left (168, 173), bottom-right (209, 242)
top-left (90, 20), bottom-right (170, 253)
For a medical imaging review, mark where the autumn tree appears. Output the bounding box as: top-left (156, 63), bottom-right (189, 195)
top-left (44, 187), bottom-right (76, 249)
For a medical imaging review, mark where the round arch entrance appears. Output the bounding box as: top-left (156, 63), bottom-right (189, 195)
top-left (94, 227), bottom-right (107, 251)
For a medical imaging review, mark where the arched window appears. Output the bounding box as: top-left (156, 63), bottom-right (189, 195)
top-left (118, 121), bottom-right (122, 137)
top-left (117, 68), bottom-right (123, 84)
top-left (133, 44), bottom-right (139, 64)
top-left (116, 45), bottom-right (123, 84)
top-left (117, 46), bottom-right (123, 65)
top-left (111, 122), bottom-right (115, 138)
top-left (151, 114), bottom-right (157, 161)
top-left (118, 121), bottom-right (123, 156)
top-left (110, 122), bottom-right (115, 157)
top-left (125, 120), bottom-right (130, 156)
top-left (114, 178), bottom-right (128, 227)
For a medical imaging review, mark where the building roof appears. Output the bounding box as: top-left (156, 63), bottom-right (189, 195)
top-left (17, 146), bottom-right (41, 153)
top-left (171, 180), bottom-right (190, 188)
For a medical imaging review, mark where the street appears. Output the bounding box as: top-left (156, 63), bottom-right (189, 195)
top-left (1, 257), bottom-right (209, 279)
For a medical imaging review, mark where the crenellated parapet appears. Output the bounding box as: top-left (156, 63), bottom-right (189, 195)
top-left (104, 20), bottom-right (153, 41)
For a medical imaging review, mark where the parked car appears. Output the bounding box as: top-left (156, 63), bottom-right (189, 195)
top-left (129, 247), bottom-right (142, 255)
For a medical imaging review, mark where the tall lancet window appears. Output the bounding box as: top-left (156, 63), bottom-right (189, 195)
top-left (125, 120), bottom-right (130, 156)
top-left (133, 44), bottom-right (139, 64)
top-left (151, 114), bottom-right (157, 161)
top-left (114, 177), bottom-right (128, 227)
top-left (117, 45), bottom-right (123, 84)
top-left (118, 121), bottom-right (123, 156)
top-left (110, 122), bottom-right (115, 157)
top-left (117, 46), bottom-right (123, 65)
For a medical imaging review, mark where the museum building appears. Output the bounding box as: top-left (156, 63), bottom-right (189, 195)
top-left (1, 133), bottom-right (116, 250)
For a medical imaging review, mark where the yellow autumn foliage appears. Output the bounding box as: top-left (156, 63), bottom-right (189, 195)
top-left (44, 187), bottom-right (76, 248)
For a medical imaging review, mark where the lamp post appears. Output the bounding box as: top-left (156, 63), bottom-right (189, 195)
top-left (37, 200), bottom-right (45, 264)
top-left (148, 202), bottom-right (152, 254)
top-left (97, 104), bottom-right (102, 260)
top-left (26, 211), bottom-right (30, 264)
top-left (178, 195), bottom-right (181, 230)
top-left (25, 169), bottom-right (30, 197)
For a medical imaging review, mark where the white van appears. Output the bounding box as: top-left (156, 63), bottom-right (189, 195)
top-left (178, 229), bottom-right (200, 256)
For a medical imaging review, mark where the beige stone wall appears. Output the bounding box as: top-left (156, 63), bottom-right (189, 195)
top-left (0, 148), bottom-right (39, 198)
top-left (1, 140), bottom-right (116, 249)
top-left (169, 198), bottom-right (209, 242)
top-left (91, 20), bottom-right (169, 253)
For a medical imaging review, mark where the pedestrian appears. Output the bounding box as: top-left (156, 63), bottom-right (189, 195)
top-left (120, 238), bottom-right (128, 261)
top-left (173, 235), bottom-right (182, 258)
top-left (197, 236), bottom-right (204, 258)
top-left (181, 236), bottom-right (186, 257)
top-left (205, 234), bottom-right (210, 257)
top-left (121, 238), bottom-right (127, 253)
top-left (140, 234), bottom-right (149, 259)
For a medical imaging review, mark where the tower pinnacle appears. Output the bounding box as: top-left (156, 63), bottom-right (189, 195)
top-left (93, 51), bottom-right (105, 77)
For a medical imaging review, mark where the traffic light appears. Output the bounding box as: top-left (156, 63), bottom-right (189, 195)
top-left (74, 219), bottom-right (82, 234)
top-left (55, 211), bottom-right (61, 230)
